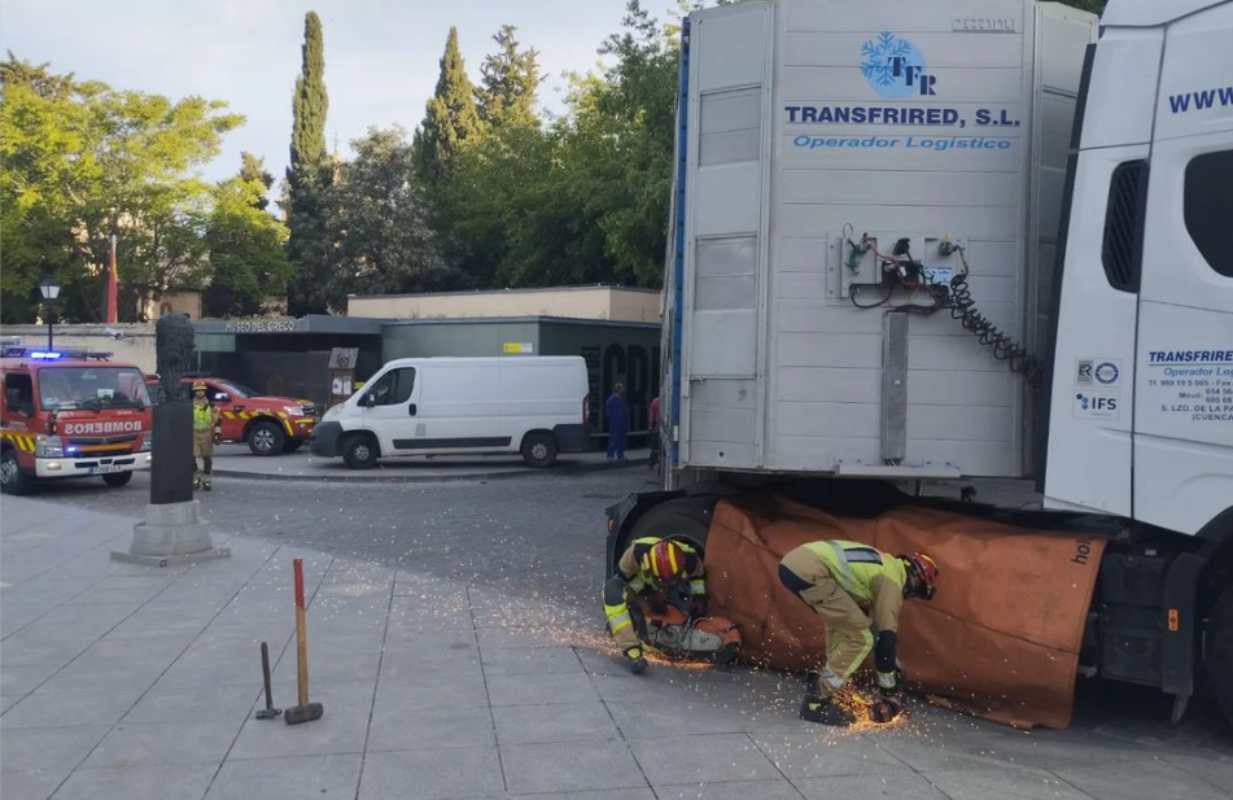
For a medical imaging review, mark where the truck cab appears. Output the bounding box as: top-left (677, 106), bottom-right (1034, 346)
top-left (0, 348), bottom-right (153, 494)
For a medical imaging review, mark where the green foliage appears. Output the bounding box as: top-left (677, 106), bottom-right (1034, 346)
top-left (286, 10), bottom-right (333, 315)
top-left (203, 155), bottom-right (292, 317)
top-left (323, 127), bottom-right (449, 308)
top-left (0, 53), bottom-right (241, 323)
top-left (476, 25), bottom-right (542, 129)
top-left (414, 27), bottom-right (482, 185)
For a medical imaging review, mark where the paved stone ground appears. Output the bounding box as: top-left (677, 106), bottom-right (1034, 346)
top-left (2, 496), bottom-right (1231, 800)
top-left (210, 445), bottom-right (652, 483)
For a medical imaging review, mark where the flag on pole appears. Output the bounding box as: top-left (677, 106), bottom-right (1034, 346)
top-left (105, 235), bottom-right (118, 323)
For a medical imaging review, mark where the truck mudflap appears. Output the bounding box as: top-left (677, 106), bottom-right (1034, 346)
top-left (704, 495), bottom-right (1106, 730)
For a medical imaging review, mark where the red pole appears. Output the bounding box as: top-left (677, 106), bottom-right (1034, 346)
top-left (293, 557), bottom-right (305, 610)
top-left (292, 558), bottom-right (308, 707)
top-left (105, 235), bottom-right (119, 324)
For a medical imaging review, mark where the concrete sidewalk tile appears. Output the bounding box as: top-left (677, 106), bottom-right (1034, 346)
top-left (523, 792), bottom-right (655, 800)
top-left (1156, 752), bottom-right (1233, 793)
top-left (630, 734), bottom-right (780, 785)
top-left (477, 626), bottom-right (551, 649)
top-left (486, 672), bottom-right (600, 707)
top-left (368, 703), bottom-right (494, 752)
top-left (0, 767), bottom-right (70, 800)
top-left (124, 682), bottom-right (259, 725)
top-left (0, 686), bottom-right (144, 728)
top-left (229, 683), bottom-right (372, 760)
top-left (751, 732), bottom-right (904, 778)
top-left (925, 766), bottom-right (1096, 800)
top-left (493, 701), bottom-right (618, 745)
top-left (52, 763), bottom-right (216, 800)
top-left (606, 701), bottom-right (749, 739)
top-left (273, 645), bottom-right (381, 684)
top-left (358, 746), bottom-right (503, 800)
top-left (501, 739), bottom-right (646, 795)
top-left (1, 664), bottom-right (58, 697)
top-left (377, 651), bottom-right (485, 688)
top-left (205, 753), bottom-right (361, 800)
top-left (874, 734), bottom-right (1017, 773)
top-left (794, 772), bottom-right (948, 799)
top-left (1054, 760), bottom-right (1230, 800)
top-left (0, 724), bottom-right (111, 772)
top-left (654, 779), bottom-right (805, 800)
top-left (480, 646), bottom-right (586, 677)
top-left (83, 721), bottom-right (237, 768)
top-left (372, 677), bottom-right (487, 713)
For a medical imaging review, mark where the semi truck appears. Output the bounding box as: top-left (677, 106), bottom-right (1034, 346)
top-left (606, 0), bottom-right (1233, 727)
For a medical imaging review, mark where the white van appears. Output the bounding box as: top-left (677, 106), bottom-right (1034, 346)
top-left (311, 356), bottom-right (591, 468)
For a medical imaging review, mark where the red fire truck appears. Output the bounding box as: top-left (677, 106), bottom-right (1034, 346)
top-left (1, 347), bottom-right (153, 494)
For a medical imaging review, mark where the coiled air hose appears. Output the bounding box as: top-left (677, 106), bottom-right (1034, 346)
top-left (947, 268), bottom-right (1043, 386)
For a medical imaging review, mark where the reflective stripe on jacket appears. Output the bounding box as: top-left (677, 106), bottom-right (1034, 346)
top-left (618, 536), bottom-right (705, 595)
top-left (802, 540), bottom-right (905, 605)
top-left (193, 402), bottom-right (215, 431)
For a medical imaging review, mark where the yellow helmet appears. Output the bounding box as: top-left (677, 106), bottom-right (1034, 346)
top-left (191, 381), bottom-right (207, 393)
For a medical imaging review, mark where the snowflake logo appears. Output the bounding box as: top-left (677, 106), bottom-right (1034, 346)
top-left (859, 32), bottom-right (928, 98)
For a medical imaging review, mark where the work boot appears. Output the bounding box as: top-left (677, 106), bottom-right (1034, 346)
top-left (624, 646), bottom-right (648, 675)
top-left (870, 696), bottom-right (903, 724)
top-left (202, 478), bottom-right (212, 492)
top-left (799, 694), bottom-right (854, 726)
top-left (193, 475), bottom-right (201, 490)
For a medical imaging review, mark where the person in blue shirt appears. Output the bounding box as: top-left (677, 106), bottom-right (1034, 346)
top-left (605, 383), bottom-right (628, 459)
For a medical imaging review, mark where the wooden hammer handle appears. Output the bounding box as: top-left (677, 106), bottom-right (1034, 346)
top-left (293, 559), bottom-right (308, 707)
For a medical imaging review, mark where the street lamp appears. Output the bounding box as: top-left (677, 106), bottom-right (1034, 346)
top-left (39, 277), bottom-right (61, 350)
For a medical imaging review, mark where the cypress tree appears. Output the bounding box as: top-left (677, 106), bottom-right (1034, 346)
top-left (414, 27), bottom-right (481, 184)
top-left (239, 152), bottom-right (273, 211)
top-left (476, 25), bottom-right (541, 129)
top-left (286, 11), bottom-right (332, 314)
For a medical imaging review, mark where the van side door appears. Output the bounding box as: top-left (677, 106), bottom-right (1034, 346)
top-left (359, 366), bottom-right (418, 456)
top-left (1132, 3), bottom-right (1233, 535)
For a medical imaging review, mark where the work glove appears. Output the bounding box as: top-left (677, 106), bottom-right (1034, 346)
top-left (624, 645), bottom-right (647, 675)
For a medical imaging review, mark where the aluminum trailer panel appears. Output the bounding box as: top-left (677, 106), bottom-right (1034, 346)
top-left (669, 0), bottom-right (1094, 479)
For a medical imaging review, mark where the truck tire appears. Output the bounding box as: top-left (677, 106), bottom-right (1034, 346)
top-left (521, 432), bottom-right (557, 468)
top-left (247, 420), bottom-right (285, 456)
top-left (102, 471), bottom-right (133, 487)
top-left (342, 433), bottom-right (379, 470)
top-left (0, 449), bottom-right (33, 495)
top-left (1205, 585), bottom-right (1233, 728)
top-left (618, 495), bottom-right (718, 563)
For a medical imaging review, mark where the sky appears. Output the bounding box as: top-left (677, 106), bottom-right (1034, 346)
top-left (1, 0), bottom-right (681, 185)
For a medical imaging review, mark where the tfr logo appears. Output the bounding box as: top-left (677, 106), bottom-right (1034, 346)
top-left (860, 32), bottom-right (937, 98)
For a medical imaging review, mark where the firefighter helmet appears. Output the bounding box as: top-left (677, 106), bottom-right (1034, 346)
top-left (904, 553), bottom-right (939, 600)
top-left (644, 540), bottom-right (689, 583)
top-left (191, 381), bottom-right (207, 393)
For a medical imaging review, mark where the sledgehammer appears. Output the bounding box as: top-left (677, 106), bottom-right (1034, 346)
top-left (284, 558), bottom-right (324, 725)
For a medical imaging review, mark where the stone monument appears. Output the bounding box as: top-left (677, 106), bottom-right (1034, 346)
top-left (113, 314), bottom-right (229, 565)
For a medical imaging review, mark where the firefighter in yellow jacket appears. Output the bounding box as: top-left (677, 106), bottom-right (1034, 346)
top-left (778, 540), bottom-right (939, 725)
top-left (191, 381), bottom-right (220, 491)
top-left (604, 537), bottom-right (706, 674)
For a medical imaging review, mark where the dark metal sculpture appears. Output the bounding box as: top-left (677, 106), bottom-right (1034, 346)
top-left (151, 315), bottom-right (195, 505)
top-left (157, 314), bottom-right (195, 402)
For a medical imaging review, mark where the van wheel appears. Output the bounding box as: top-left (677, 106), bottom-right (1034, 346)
top-left (248, 421), bottom-right (285, 456)
top-left (102, 471), bottom-right (133, 487)
top-left (521, 432), bottom-right (558, 468)
top-left (343, 434), bottom-right (379, 469)
top-left (0, 449), bottom-right (32, 495)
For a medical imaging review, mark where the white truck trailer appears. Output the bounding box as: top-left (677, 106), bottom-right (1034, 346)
top-left (607, 0), bottom-right (1233, 726)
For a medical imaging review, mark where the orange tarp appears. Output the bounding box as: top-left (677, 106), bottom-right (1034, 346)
top-left (705, 495), bottom-right (1106, 729)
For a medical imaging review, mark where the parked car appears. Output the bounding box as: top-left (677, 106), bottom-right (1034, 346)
top-left (312, 356), bottom-right (590, 468)
top-left (180, 376), bottom-right (319, 455)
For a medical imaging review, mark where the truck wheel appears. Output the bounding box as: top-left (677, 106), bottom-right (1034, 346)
top-left (521, 432), bottom-right (557, 468)
top-left (1205, 585), bottom-right (1233, 728)
top-left (620, 495), bottom-right (718, 560)
top-left (0, 449), bottom-right (32, 495)
top-left (102, 471), bottom-right (133, 487)
top-left (342, 434), bottom-right (379, 469)
top-left (248, 421), bottom-right (285, 456)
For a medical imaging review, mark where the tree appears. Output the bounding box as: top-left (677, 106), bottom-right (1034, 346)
top-left (414, 27), bottom-right (482, 185)
top-left (203, 157), bottom-right (293, 317)
top-left (285, 11), bottom-right (333, 315)
top-left (476, 25), bottom-right (542, 129)
top-left (324, 127), bottom-right (449, 308)
top-left (0, 54), bottom-right (241, 322)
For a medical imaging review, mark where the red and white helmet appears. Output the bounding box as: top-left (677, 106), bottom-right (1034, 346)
top-left (904, 552), bottom-right (939, 599)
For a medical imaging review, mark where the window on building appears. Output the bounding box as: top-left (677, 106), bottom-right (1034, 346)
top-left (1184, 149), bottom-right (1233, 278)
top-left (366, 367), bottom-right (415, 406)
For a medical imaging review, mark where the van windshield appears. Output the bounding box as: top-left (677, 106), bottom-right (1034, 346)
top-left (39, 367), bottom-right (151, 411)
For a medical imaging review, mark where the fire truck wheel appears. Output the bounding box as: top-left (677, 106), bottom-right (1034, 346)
top-left (1206, 585), bottom-right (1233, 729)
top-left (0, 449), bottom-right (32, 495)
top-left (102, 471), bottom-right (133, 488)
top-left (342, 433), bottom-right (380, 469)
top-left (247, 421), bottom-right (286, 456)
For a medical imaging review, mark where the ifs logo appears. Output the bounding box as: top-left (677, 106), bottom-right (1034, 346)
top-left (860, 32), bottom-right (937, 98)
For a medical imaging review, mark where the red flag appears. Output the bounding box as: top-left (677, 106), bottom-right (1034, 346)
top-left (105, 235), bottom-right (118, 323)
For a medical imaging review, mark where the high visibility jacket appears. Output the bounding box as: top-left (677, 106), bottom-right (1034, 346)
top-left (193, 401), bottom-right (217, 431)
top-left (804, 540), bottom-right (906, 633)
top-left (604, 536), bottom-right (706, 645)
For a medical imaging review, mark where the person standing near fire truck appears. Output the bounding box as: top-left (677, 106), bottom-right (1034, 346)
top-left (191, 381), bottom-right (220, 491)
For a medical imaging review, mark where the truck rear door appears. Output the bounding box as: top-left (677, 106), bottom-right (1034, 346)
top-left (1132, 2), bottom-right (1233, 535)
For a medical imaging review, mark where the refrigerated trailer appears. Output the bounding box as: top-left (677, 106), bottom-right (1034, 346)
top-left (609, 0), bottom-right (1233, 726)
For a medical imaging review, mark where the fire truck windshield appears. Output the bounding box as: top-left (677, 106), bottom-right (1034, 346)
top-left (39, 367), bottom-right (151, 411)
